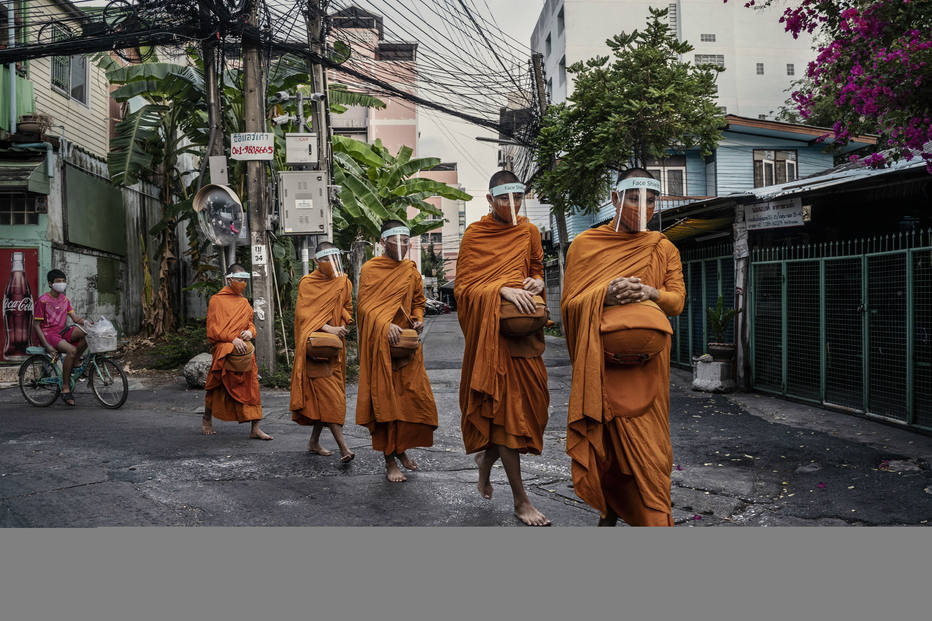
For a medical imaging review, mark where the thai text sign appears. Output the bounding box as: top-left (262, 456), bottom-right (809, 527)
top-left (231, 133), bottom-right (274, 160)
top-left (745, 197), bottom-right (804, 230)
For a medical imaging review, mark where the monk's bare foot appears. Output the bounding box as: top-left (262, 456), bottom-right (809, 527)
top-left (201, 418), bottom-right (215, 435)
top-left (386, 461), bottom-right (407, 483)
top-left (475, 452), bottom-right (493, 499)
top-left (514, 500), bottom-right (551, 526)
top-left (398, 452), bottom-right (419, 471)
top-left (250, 427), bottom-right (273, 440)
top-left (340, 449), bottom-right (355, 464)
top-left (308, 440), bottom-right (333, 456)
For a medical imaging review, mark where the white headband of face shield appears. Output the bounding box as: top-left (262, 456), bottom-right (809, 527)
top-left (614, 177), bottom-right (661, 232)
top-left (227, 271), bottom-right (250, 279)
top-left (381, 226), bottom-right (410, 261)
top-left (490, 183), bottom-right (525, 226)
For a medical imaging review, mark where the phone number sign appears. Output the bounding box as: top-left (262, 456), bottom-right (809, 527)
top-left (231, 132), bottom-right (274, 160)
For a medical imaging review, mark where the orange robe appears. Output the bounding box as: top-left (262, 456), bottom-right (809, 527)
top-left (355, 255), bottom-right (438, 454)
top-left (290, 271), bottom-right (354, 426)
top-left (204, 287), bottom-right (262, 422)
top-left (561, 226), bottom-right (685, 524)
top-left (455, 215), bottom-right (549, 455)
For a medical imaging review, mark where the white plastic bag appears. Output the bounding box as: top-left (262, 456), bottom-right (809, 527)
top-left (85, 316), bottom-right (119, 353)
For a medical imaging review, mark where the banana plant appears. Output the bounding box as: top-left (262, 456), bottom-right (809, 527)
top-left (331, 135), bottom-right (472, 288)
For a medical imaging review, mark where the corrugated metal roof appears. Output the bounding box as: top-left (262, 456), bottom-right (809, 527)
top-left (0, 158), bottom-right (49, 194)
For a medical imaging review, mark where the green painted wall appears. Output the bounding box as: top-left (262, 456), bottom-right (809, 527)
top-left (0, 66), bottom-right (35, 133)
top-left (64, 165), bottom-right (127, 256)
top-left (96, 255), bottom-right (121, 314)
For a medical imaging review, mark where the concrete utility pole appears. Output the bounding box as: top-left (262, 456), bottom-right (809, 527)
top-left (243, 0), bottom-right (276, 373)
top-left (531, 53), bottom-right (568, 295)
top-left (305, 0), bottom-right (332, 241)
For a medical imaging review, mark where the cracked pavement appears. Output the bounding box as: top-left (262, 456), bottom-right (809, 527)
top-left (1, 312), bottom-right (930, 527)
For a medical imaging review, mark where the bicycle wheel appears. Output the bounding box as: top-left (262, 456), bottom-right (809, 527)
top-left (89, 357), bottom-right (129, 409)
top-left (19, 355), bottom-right (61, 407)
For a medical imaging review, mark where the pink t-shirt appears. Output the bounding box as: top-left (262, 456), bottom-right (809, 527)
top-left (34, 292), bottom-right (73, 339)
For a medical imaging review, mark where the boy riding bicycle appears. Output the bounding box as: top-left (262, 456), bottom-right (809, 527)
top-left (32, 269), bottom-right (89, 406)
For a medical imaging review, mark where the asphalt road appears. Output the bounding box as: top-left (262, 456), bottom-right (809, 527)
top-left (1, 312), bottom-right (930, 527)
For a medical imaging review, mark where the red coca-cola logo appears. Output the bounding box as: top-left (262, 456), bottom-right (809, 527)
top-left (2, 296), bottom-right (34, 313)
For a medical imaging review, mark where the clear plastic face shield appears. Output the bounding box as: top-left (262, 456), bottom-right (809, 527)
top-left (381, 226), bottom-right (411, 262)
top-left (489, 182), bottom-right (525, 226)
top-left (226, 271), bottom-right (250, 295)
top-left (613, 177), bottom-right (662, 233)
top-left (314, 247), bottom-right (345, 278)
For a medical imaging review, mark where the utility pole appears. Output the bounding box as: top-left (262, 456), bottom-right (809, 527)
top-left (243, 0), bottom-right (276, 373)
top-left (531, 53), bottom-right (568, 295)
top-left (305, 0), bottom-right (332, 242)
top-left (199, 1), bottom-right (229, 274)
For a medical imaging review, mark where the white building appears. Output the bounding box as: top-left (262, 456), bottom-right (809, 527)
top-left (531, 0), bottom-right (815, 118)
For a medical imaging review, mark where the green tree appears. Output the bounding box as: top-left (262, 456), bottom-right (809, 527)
top-left (331, 135), bottom-right (472, 288)
top-left (534, 7), bottom-right (723, 216)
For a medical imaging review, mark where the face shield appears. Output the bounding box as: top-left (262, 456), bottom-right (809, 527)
top-left (613, 177), bottom-right (661, 233)
top-left (489, 182), bottom-right (525, 226)
top-left (314, 247), bottom-right (345, 278)
top-left (381, 226), bottom-right (411, 262)
top-left (226, 270), bottom-right (250, 295)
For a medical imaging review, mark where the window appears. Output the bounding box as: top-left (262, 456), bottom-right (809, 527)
top-left (559, 56), bottom-right (566, 85)
top-left (557, 8), bottom-right (564, 36)
top-left (756, 62), bottom-right (764, 75)
top-left (545, 33), bottom-right (552, 56)
top-left (0, 193), bottom-right (40, 226)
top-left (50, 23), bottom-right (87, 104)
top-left (644, 157), bottom-right (687, 196)
top-left (717, 105), bottom-right (727, 114)
top-left (753, 150), bottom-right (797, 187)
top-left (695, 54), bottom-right (725, 68)
top-left (759, 114), bottom-right (767, 120)
top-left (668, 3), bottom-right (678, 34)
top-left (786, 63), bottom-right (795, 76)
top-left (700, 33), bottom-right (716, 42)
top-left (547, 78), bottom-right (552, 102)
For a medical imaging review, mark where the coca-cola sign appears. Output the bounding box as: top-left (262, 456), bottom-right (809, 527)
top-left (1, 248), bottom-right (39, 362)
top-left (3, 296), bottom-right (34, 313)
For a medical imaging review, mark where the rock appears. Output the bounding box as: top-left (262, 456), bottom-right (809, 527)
top-left (795, 462), bottom-right (822, 474)
top-left (183, 353), bottom-right (214, 388)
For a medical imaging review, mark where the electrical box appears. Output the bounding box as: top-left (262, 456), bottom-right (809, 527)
top-left (278, 171), bottom-right (329, 235)
top-left (285, 133), bottom-right (319, 165)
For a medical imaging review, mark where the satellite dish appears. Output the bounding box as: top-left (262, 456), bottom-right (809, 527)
top-left (193, 184), bottom-right (244, 246)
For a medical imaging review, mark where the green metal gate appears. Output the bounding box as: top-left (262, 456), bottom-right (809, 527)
top-left (671, 242), bottom-right (735, 367)
top-left (750, 229), bottom-right (932, 431)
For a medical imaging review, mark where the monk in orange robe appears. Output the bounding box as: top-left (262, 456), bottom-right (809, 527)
top-left (290, 242), bottom-right (355, 462)
top-left (455, 170), bottom-right (551, 526)
top-left (561, 168), bottom-right (685, 526)
top-left (356, 220), bottom-right (439, 482)
top-left (202, 264), bottom-right (272, 440)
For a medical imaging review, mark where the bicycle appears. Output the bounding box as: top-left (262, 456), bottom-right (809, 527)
top-left (18, 346), bottom-right (129, 409)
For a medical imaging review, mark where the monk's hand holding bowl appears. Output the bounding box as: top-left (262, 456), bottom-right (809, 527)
top-left (412, 320), bottom-right (424, 334)
top-left (232, 337), bottom-right (248, 354)
top-left (239, 329), bottom-right (253, 341)
top-left (323, 323), bottom-right (348, 338)
top-left (388, 323), bottom-right (403, 345)
top-left (522, 277), bottom-right (545, 295)
top-left (500, 286), bottom-right (537, 315)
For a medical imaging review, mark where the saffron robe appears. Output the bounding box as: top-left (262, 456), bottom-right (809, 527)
top-left (204, 286), bottom-right (262, 422)
top-left (355, 256), bottom-right (438, 454)
top-left (290, 271), bottom-right (354, 425)
top-left (455, 214), bottom-right (549, 455)
top-left (561, 226), bottom-right (685, 521)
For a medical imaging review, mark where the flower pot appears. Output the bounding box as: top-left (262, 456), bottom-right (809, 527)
top-left (707, 342), bottom-right (735, 362)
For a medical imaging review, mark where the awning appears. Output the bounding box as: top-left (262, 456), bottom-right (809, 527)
top-left (662, 217), bottom-right (733, 242)
top-left (0, 158), bottom-right (50, 194)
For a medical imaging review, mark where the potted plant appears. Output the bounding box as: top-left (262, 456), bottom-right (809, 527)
top-left (17, 113), bottom-right (52, 136)
top-left (706, 295), bottom-right (737, 361)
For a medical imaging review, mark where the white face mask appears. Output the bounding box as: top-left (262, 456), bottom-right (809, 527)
top-left (52, 282), bottom-right (67, 293)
